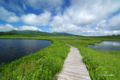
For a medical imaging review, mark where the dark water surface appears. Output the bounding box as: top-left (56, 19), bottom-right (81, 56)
top-left (88, 41), bottom-right (120, 52)
top-left (0, 39), bottom-right (52, 65)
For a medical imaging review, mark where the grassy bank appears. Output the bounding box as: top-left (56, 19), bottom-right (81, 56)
top-left (0, 37), bottom-right (70, 80)
top-left (63, 40), bottom-right (120, 80)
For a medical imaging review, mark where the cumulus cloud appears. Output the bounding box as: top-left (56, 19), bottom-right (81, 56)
top-left (0, 6), bottom-right (20, 22)
top-left (50, 14), bottom-right (70, 27)
top-left (104, 30), bottom-right (120, 35)
top-left (107, 14), bottom-right (120, 30)
top-left (95, 20), bottom-right (107, 31)
top-left (23, 4), bottom-right (27, 10)
top-left (0, 0), bottom-right (23, 12)
top-left (49, 0), bottom-right (120, 36)
top-left (0, 24), bottom-right (17, 32)
top-left (23, 0), bottom-right (63, 11)
top-left (0, 24), bottom-right (42, 32)
top-left (18, 25), bottom-right (42, 31)
top-left (21, 11), bottom-right (51, 26)
top-left (49, 23), bottom-right (102, 36)
top-left (50, 23), bottom-right (80, 33)
top-left (0, 0), bottom-right (64, 12)
top-left (0, 0), bottom-right (120, 36)
top-left (67, 0), bottom-right (120, 26)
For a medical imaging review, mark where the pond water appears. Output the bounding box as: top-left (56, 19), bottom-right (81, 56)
top-left (0, 39), bottom-right (52, 65)
top-left (88, 41), bottom-right (120, 52)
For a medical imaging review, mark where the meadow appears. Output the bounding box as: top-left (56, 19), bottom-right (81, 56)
top-left (0, 35), bottom-right (120, 80)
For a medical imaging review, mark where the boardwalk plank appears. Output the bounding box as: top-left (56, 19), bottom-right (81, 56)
top-left (58, 45), bottom-right (91, 80)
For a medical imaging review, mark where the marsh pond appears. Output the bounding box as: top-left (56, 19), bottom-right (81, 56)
top-left (0, 39), bottom-right (52, 65)
top-left (88, 41), bottom-right (120, 52)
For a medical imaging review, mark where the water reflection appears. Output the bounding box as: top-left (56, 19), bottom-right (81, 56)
top-left (102, 41), bottom-right (120, 46)
top-left (0, 39), bottom-right (52, 65)
top-left (88, 41), bottom-right (120, 52)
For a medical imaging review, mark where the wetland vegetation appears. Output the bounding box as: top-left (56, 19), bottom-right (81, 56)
top-left (63, 37), bottom-right (120, 80)
top-left (0, 35), bottom-right (120, 80)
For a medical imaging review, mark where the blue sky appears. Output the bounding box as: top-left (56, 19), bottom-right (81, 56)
top-left (0, 0), bottom-right (120, 36)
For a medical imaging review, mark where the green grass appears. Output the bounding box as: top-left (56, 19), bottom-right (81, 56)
top-left (63, 40), bottom-right (120, 80)
top-left (0, 35), bottom-right (120, 80)
top-left (106, 51), bottom-right (120, 56)
top-left (0, 37), bottom-right (70, 80)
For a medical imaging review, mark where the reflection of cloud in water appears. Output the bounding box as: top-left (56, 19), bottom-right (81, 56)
top-left (0, 39), bottom-right (51, 65)
top-left (102, 41), bottom-right (120, 46)
top-left (88, 41), bottom-right (120, 52)
top-left (20, 40), bottom-right (38, 54)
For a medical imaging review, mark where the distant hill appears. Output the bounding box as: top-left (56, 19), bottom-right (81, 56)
top-left (53, 32), bottom-right (81, 36)
top-left (53, 32), bottom-right (75, 36)
top-left (8, 30), bottom-right (43, 34)
top-left (0, 30), bottom-right (79, 37)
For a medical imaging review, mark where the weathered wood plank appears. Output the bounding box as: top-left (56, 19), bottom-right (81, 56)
top-left (58, 45), bottom-right (91, 80)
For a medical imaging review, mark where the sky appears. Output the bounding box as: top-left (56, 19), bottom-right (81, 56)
top-left (0, 0), bottom-right (120, 36)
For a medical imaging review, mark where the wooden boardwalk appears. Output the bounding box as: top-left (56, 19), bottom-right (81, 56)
top-left (58, 45), bottom-right (91, 80)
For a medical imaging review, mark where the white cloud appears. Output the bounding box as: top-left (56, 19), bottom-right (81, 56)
top-left (0, 24), bottom-right (17, 32)
top-left (50, 14), bottom-right (69, 27)
top-left (0, 0), bottom-right (120, 36)
top-left (0, 0), bottom-right (23, 12)
top-left (95, 20), bottom-right (107, 31)
top-left (96, 20), bottom-right (107, 28)
top-left (23, 0), bottom-right (63, 11)
top-left (0, 0), bottom-right (63, 12)
top-left (18, 25), bottom-right (42, 31)
top-left (64, 0), bottom-right (120, 26)
top-left (0, 24), bottom-right (42, 32)
top-left (23, 4), bottom-right (27, 10)
top-left (0, 6), bottom-right (20, 22)
top-left (21, 11), bottom-right (51, 26)
top-left (107, 14), bottom-right (120, 30)
top-left (50, 22), bottom-right (99, 35)
top-left (50, 23), bottom-right (80, 33)
top-left (49, 0), bottom-right (120, 36)
top-left (104, 30), bottom-right (120, 35)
